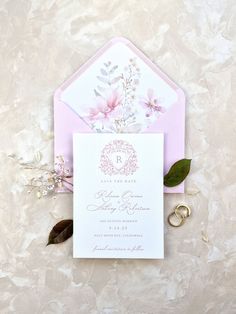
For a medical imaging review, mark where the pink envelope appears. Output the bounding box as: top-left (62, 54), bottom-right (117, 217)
top-left (54, 37), bottom-right (185, 193)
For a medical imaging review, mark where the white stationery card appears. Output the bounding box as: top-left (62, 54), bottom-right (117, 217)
top-left (73, 133), bottom-right (164, 259)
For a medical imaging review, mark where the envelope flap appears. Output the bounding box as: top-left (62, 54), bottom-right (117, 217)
top-left (57, 37), bottom-right (183, 134)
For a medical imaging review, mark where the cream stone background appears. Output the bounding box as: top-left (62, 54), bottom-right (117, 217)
top-left (0, 0), bottom-right (236, 313)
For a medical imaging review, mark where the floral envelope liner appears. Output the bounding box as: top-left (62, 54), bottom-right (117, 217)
top-left (83, 58), bottom-right (166, 133)
top-left (61, 41), bottom-right (178, 134)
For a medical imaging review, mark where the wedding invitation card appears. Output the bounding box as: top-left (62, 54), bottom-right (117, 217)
top-left (73, 133), bottom-right (164, 259)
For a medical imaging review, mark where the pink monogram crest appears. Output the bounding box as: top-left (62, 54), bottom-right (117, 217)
top-left (100, 140), bottom-right (138, 176)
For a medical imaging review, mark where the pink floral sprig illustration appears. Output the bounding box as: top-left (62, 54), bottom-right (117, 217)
top-left (140, 88), bottom-right (165, 117)
top-left (120, 58), bottom-right (140, 109)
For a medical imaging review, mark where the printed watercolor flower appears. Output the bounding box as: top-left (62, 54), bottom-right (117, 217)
top-left (140, 88), bottom-right (165, 117)
top-left (86, 89), bottom-right (123, 124)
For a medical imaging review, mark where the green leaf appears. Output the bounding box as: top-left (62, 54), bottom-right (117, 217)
top-left (164, 159), bottom-right (191, 187)
top-left (47, 219), bottom-right (73, 245)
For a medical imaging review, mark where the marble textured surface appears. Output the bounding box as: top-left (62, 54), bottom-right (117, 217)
top-left (0, 0), bottom-right (236, 313)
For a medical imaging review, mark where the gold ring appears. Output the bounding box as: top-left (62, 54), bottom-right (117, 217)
top-left (167, 204), bottom-right (191, 227)
top-left (175, 204), bottom-right (191, 218)
top-left (167, 211), bottom-right (185, 227)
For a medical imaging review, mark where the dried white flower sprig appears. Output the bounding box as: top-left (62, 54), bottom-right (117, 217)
top-left (8, 153), bottom-right (73, 198)
top-left (8, 152), bottom-right (74, 245)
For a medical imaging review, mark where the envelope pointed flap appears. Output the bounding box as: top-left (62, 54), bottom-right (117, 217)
top-left (58, 37), bottom-right (184, 134)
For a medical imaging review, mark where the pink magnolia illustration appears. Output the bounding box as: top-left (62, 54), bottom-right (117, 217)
top-left (87, 89), bottom-right (122, 123)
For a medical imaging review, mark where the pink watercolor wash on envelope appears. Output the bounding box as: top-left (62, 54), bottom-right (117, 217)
top-left (54, 37), bottom-right (185, 193)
